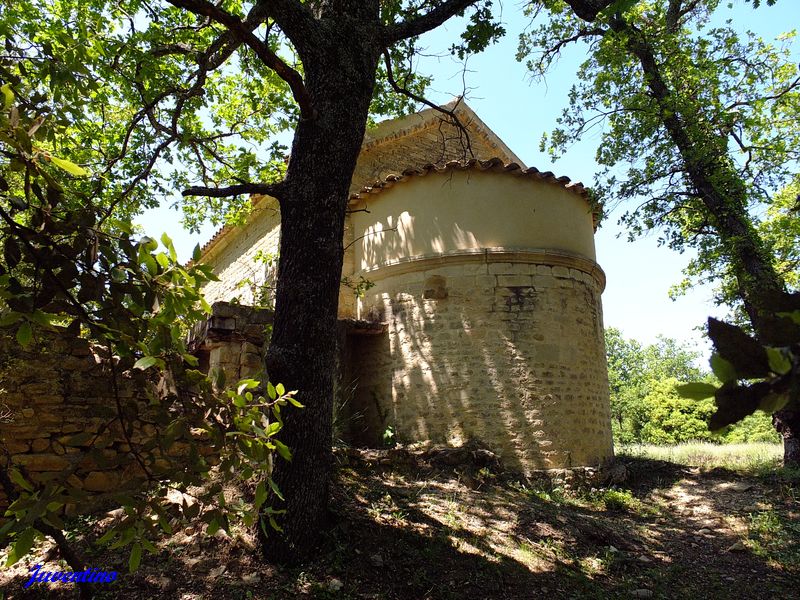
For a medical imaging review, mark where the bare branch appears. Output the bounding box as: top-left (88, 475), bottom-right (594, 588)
top-left (382, 50), bottom-right (474, 158)
top-left (182, 182), bottom-right (285, 199)
top-left (167, 0), bottom-right (315, 119)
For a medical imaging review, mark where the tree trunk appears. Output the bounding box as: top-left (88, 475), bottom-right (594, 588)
top-left (259, 7), bottom-right (381, 563)
top-left (774, 408), bottom-right (800, 467)
top-left (610, 17), bottom-right (799, 465)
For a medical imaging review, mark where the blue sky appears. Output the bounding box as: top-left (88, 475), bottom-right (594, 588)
top-left (136, 0), bottom-right (800, 359)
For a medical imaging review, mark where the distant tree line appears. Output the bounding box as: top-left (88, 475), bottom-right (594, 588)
top-left (605, 328), bottom-right (779, 446)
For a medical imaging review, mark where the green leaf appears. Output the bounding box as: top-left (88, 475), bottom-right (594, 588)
top-left (96, 528), bottom-right (118, 545)
top-left (50, 156), bottom-right (88, 177)
top-left (254, 481), bottom-right (268, 508)
top-left (133, 356), bottom-right (161, 370)
top-left (707, 318), bottom-right (771, 379)
top-left (192, 244), bottom-right (202, 262)
top-left (237, 379), bottom-right (259, 395)
top-left (128, 542), bottom-right (142, 573)
top-left (16, 322), bottom-right (32, 347)
top-left (287, 395), bottom-right (304, 408)
top-left (8, 468), bottom-right (33, 492)
top-left (267, 477), bottom-right (284, 501)
top-left (675, 382), bottom-right (718, 400)
top-left (273, 439), bottom-right (292, 462)
top-left (1, 83), bottom-right (13, 109)
top-left (161, 233), bottom-right (177, 262)
top-left (267, 382), bottom-right (277, 400)
top-left (268, 515), bottom-right (283, 533)
top-left (140, 538), bottom-right (158, 554)
top-left (710, 354), bottom-right (737, 384)
top-left (276, 383), bottom-right (285, 396)
top-left (759, 392), bottom-right (789, 413)
top-left (6, 528), bottom-right (36, 566)
top-left (206, 518), bottom-right (220, 536)
top-left (766, 347), bottom-right (791, 375)
top-left (709, 382), bottom-right (769, 430)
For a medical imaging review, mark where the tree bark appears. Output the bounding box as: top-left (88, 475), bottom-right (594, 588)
top-left (259, 5), bottom-right (382, 563)
top-left (774, 408), bottom-right (800, 467)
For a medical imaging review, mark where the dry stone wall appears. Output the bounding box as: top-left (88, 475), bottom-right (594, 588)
top-left (345, 257), bottom-right (614, 474)
top-left (0, 303), bottom-right (272, 513)
top-left (0, 328), bottom-right (154, 510)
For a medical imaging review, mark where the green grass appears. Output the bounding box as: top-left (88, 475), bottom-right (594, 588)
top-left (618, 442), bottom-right (783, 472)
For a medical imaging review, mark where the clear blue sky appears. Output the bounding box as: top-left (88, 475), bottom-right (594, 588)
top-left (136, 0), bottom-right (800, 361)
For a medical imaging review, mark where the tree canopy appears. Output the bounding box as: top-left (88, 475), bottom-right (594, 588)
top-left (2, 0), bottom-right (624, 564)
top-left (521, 0), bottom-right (800, 463)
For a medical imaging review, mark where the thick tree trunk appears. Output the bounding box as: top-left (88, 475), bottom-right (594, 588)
top-left (259, 5), bottom-right (381, 563)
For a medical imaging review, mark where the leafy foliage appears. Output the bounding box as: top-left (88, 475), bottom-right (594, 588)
top-left (605, 327), bottom-right (779, 444)
top-left (674, 312), bottom-right (800, 431)
top-left (0, 79), bottom-right (298, 573)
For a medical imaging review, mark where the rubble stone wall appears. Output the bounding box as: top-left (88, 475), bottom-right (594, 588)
top-left (0, 328), bottom-right (153, 509)
top-left (347, 255), bottom-right (614, 474)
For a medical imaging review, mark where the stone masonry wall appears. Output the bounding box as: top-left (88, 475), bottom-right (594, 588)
top-left (352, 121), bottom-right (503, 193)
top-left (0, 329), bottom-right (154, 510)
top-left (346, 259), bottom-right (614, 474)
top-left (201, 198), bottom-right (282, 306)
top-left (0, 304), bottom-right (273, 513)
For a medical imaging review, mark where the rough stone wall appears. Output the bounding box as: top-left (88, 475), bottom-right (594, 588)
top-left (0, 304), bottom-right (273, 512)
top-left (189, 302), bottom-right (273, 385)
top-left (352, 121), bottom-right (503, 193)
top-left (0, 329), bottom-right (154, 509)
top-left (201, 198), bottom-right (282, 306)
top-left (345, 260), bottom-right (614, 473)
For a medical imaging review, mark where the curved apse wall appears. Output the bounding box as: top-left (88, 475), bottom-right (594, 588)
top-left (346, 168), bottom-right (613, 472)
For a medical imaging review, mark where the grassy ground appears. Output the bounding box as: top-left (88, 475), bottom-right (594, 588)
top-left (1, 443), bottom-right (798, 599)
top-left (618, 442), bottom-right (784, 473)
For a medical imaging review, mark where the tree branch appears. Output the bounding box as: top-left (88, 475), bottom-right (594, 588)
top-left (253, 0), bottom-right (318, 55)
top-left (166, 0), bottom-right (315, 119)
top-left (181, 182), bottom-right (285, 199)
top-left (564, 0), bottom-right (622, 22)
top-left (382, 51), bottom-right (474, 159)
top-left (384, 0), bottom-right (479, 44)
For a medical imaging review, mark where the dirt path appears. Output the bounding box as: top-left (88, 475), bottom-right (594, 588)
top-left (1, 451), bottom-right (797, 599)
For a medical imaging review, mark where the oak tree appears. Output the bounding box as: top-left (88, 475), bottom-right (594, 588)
top-left (521, 0), bottom-right (800, 464)
top-left (1, 0), bottom-right (620, 562)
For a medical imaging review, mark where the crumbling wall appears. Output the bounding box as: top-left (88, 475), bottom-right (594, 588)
top-left (0, 328), bottom-right (154, 510)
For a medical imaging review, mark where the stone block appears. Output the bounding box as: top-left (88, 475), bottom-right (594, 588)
top-left (552, 266), bottom-right (571, 278)
top-left (31, 438), bottom-right (50, 452)
top-left (488, 262), bottom-right (514, 274)
top-left (13, 453), bottom-right (70, 471)
top-left (496, 275), bottom-right (532, 287)
top-left (83, 471), bottom-right (120, 492)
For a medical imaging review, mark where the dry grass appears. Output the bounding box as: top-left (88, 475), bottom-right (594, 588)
top-left (618, 442), bottom-right (783, 473)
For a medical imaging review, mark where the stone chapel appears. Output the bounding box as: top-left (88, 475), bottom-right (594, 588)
top-left (196, 100), bottom-right (614, 474)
